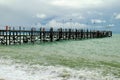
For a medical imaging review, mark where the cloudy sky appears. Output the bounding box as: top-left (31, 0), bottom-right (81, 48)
top-left (0, 0), bottom-right (120, 32)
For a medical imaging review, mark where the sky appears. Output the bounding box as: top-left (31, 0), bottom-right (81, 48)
top-left (0, 0), bottom-right (120, 33)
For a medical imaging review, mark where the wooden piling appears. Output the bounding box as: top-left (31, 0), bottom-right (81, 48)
top-left (43, 28), bottom-right (45, 41)
top-left (0, 27), bottom-right (112, 45)
top-left (13, 27), bottom-right (15, 44)
top-left (9, 27), bottom-right (11, 45)
top-left (19, 26), bottom-right (21, 44)
top-left (5, 26), bottom-right (9, 45)
top-left (50, 27), bottom-right (53, 42)
top-left (40, 27), bottom-right (42, 42)
top-left (68, 29), bottom-right (71, 39)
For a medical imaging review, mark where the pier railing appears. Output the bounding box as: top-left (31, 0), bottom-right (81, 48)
top-left (0, 26), bottom-right (112, 45)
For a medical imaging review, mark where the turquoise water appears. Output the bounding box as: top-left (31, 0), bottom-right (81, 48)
top-left (0, 34), bottom-right (120, 80)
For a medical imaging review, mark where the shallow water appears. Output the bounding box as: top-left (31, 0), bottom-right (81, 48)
top-left (0, 58), bottom-right (119, 80)
top-left (0, 34), bottom-right (120, 80)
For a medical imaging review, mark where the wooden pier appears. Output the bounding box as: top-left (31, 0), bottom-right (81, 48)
top-left (0, 26), bottom-right (112, 45)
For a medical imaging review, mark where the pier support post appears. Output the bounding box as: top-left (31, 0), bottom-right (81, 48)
top-left (50, 27), bottom-right (53, 42)
top-left (19, 26), bottom-right (21, 44)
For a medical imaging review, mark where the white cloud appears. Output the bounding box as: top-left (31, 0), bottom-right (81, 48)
top-left (91, 19), bottom-right (106, 24)
top-left (35, 20), bottom-right (88, 29)
top-left (108, 24), bottom-right (115, 27)
top-left (0, 0), bottom-right (15, 5)
top-left (104, 24), bottom-right (114, 29)
top-left (50, 0), bottom-right (104, 9)
top-left (50, 0), bottom-right (120, 10)
top-left (115, 14), bottom-right (120, 19)
top-left (87, 11), bottom-right (103, 16)
top-left (71, 14), bottom-right (84, 19)
top-left (0, 0), bottom-right (120, 34)
top-left (107, 24), bottom-right (115, 28)
top-left (48, 20), bottom-right (89, 29)
top-left (36, 13), bottom-right (47, 19)
top-left (0, 0), bottom-right (119, 14)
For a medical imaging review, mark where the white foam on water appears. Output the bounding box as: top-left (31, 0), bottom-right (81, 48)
top-left (0, 58), bottom-right (119, 80)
